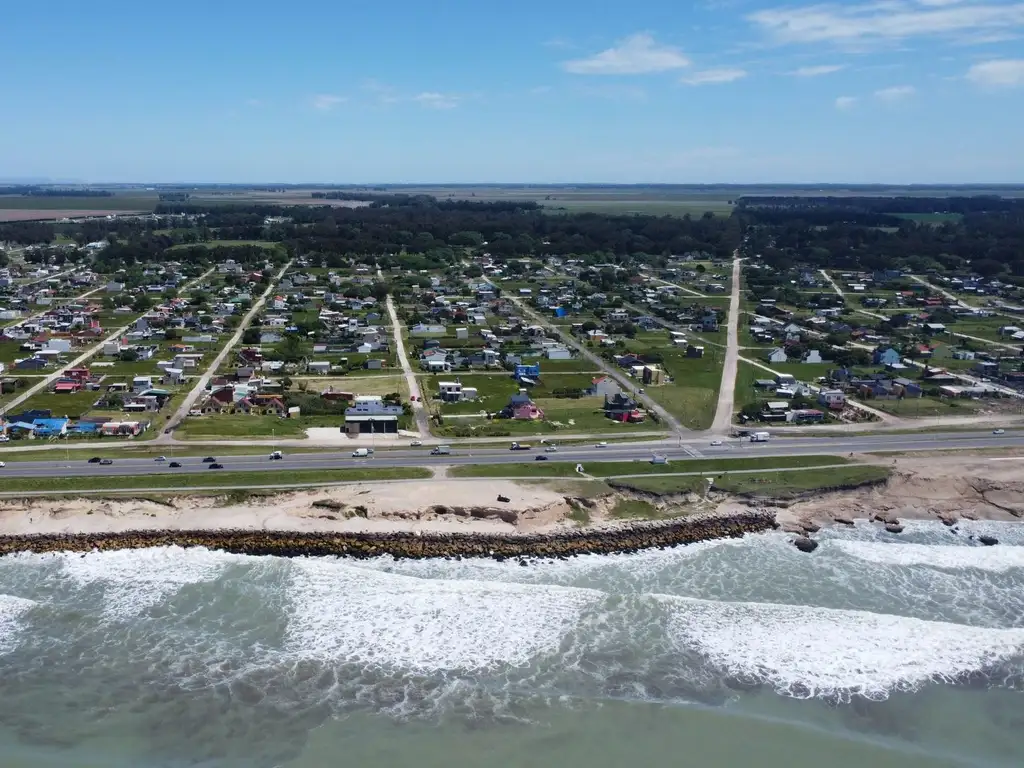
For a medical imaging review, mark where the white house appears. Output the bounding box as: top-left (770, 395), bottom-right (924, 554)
top-left (411, 323), bottom-right (446, 337)
top-left (546, 345), bottom-right (572, 360)
top-left (132, 376), bottom-right (153, 393)
top-left (803, 349), bottom-right (823, 364)
top-left (767, 348), bottom-right (788, 364)
top-left (44, 338), bottom-right (72, 354)
top-left (308, 361), bottom-right (331, 374)
top-left (455, 327), bottom-right (469, 340)
top-left (105, 282), bottom-right (125, 293)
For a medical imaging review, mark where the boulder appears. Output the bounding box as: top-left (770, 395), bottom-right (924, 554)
top-left (979, 535), bottom-right (999, 547)
top-left (801, 522), bottom-right (821, 534)
top-left (884, 524), bottom-right (904, 534)
top-left (833, 516), bottom-right (855, 526)
top-left (793, 537), bottom-right (819, 553)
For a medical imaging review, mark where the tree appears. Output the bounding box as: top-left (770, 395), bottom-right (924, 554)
top-left (242, 328), bottom-right (260, 345)
top-left (131, 293), bottom-right (152, 312)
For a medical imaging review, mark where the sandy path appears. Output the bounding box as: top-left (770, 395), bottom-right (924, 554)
top-left (711, 255), bottom-right (742, 433)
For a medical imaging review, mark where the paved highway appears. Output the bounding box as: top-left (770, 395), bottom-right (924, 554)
top-left (1, 430), bottom-right (1021, 479)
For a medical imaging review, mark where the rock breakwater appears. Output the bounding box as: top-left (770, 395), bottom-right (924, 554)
top-left (0, 512), bottom-right (776, 561)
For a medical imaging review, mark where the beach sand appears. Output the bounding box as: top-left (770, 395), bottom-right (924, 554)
top-left (2, 454), bottom-right (1022, 539)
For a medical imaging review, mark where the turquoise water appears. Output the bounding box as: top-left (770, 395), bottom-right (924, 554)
top-left (0, 520), bottom-right (1022, 767)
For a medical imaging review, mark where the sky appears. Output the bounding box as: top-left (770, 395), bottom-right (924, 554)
top-left (3, 0), bottom-right (1024, 184)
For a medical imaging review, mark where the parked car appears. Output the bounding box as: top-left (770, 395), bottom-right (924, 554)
top-left (202, 456), bottom-right (216, 463)
top-left (209, 463), bottom-right (224, 470)
top-left (169, 461), bottom-right (182, 468)
top-left (99, 459), bottom-right (113, 465)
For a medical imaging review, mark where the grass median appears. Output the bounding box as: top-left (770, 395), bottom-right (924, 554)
top-left (0, 467), bottom-right (432, 495)
top-left (448, 454), bottom-right (851, 479)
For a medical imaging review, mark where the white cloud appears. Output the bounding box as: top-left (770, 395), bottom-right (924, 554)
top-left (563, 33), bottom-right (690, 75)
top-left (835, 95), bottom-right (858, 110)
top-left (749, 1), bottom-right (1024, 46)
top-left (966, 58), bottom-right (1024, 86)
top-left (311, 94), bottom-right (346, 111)
top-left (413, 92), bottom-right (461, 109)
top-left (874, 84), bottom-right (916, 100)
top-left (682, 67), bottom-right (748, 85)
top-left (791, 64), bottom-right (845, 76)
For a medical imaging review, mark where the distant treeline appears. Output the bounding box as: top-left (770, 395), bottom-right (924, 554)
top-left (0, 185), bottom-right (113, 198)
top-left (309, 191), bottom-right (540, 213)
top-left (154, 197), bottom-right (737, 260)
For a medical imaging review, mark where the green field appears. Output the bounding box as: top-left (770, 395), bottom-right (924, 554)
top-left (0, 467), bottom-right (432, 495)
top-left (0, 195), bottom-right (157, 211)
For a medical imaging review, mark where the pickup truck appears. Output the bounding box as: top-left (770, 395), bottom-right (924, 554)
top-left (509, 442), bottom-right (531, 451)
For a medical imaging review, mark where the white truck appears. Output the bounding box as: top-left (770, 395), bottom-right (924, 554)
top-left (430, 445), bottom-right (452, 456)
top-left (351, 448), bottom-right (374, 458)
top-left (750, 432), bottom-right (771, 443)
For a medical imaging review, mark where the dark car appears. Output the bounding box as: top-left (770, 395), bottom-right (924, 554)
top-left (99, 458), bottom-right (113, 465)
top-left (88, 457), bottom-right (102, 463)
top-left (202, 456), bottom-right (216, 463)
top-left (169, 461), bottom-right (182, 468)
top-left (534, 455), bottom-right (548, 461)
top-left (209, 463), bottom-right (224, 470)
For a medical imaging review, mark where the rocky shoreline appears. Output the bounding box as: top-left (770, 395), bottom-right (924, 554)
top-left (0, 511), bottom-right (776, 561)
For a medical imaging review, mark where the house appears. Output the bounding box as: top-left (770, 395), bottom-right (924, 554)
top-left (803, 349), bottom-right (823, 364)
top-left (455, 327), bottom-right (469, 340)
top-left (13, 357), bottom-right (47, 371)
top-left (817, 389), bottom-right (846, 409)
top-left (701, 313), bottom-right (719, 332)
top-left (640, 364), bottom-right (665, 386)
top-left (343, 395), bottom-right (402, 434)
top-left (686, 344), bottom-right (705, 358)
top-left (307, 361), bottom-right (331, 375)
top-left (512, 403), bottom-right (545, 420)
top-left (260, 332), bottom-right (282, 344)
top-left (44, 338), bottom-right (72, 354)
top-left (893, 377), bottom-right (924, 398)
top-left (411, 323), bottom-right (446, 337)
top-left (587, 376), bottom-right (622, 398)
top-left (767, 348), bottom-right (788, 364)
top-left (546, 345), bottom-right (572, 361)
top-left (53, 379), bottom-right (83, 394)
top-left (363, 359), bottom-right (384, 370)
top-left (132, 376), bottom-right (153, 393)
top-left (873, 347), bottom-right (902, 366)
top-left (603, 392), bottom-right (643, 422)
top-left (514, 363), bottom-right (541, 380)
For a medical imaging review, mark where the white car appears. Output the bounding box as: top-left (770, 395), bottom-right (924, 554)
top-left (0, 462), bottom-right (5, 468)
top-left (595, 441), bottom-right (608, 448)
top-left (410, 440), bottom-right (423, 447)
top-left (710, 440), bottom-right (723, 446)
top-left (545, 445), bottom-right (559, 452)
top-left (155, 456), bottom-right (167, 462)
top-left (993, 429), bottom-right (1006, 435)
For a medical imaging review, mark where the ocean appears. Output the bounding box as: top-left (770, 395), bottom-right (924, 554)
top-left (0, 519), bottom-right (1022, 768)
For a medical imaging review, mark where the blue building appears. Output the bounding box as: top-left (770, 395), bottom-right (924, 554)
top-left (873, 347), bottom-right (902, 366)
top-left (514, 363), bottom-right (541, 380)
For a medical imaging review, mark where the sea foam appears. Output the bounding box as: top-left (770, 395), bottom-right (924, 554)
top-left (286, 558), bottom-right (603, 671)
top-left (58, 546), bottom-right (235, 619)
top-left (659, 594), bottom-right (1024, 700)
top-left (833, 539), bottom-right (1024, 573)
top-left (0, 594), bottom-right (35, 654)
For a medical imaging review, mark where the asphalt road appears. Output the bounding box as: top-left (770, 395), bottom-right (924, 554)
top-left (1, 430), bottom-right (1020, 479)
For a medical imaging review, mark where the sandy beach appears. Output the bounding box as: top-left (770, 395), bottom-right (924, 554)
top-left (1, 454), bottom-right (1022, 539)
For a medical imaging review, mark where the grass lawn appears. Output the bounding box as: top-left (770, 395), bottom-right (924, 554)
top-left (12, 390), bottom-right (100, 418)
top-left (615, 465), bottom-right (890, 497)
top-left (0, 341), bottom-right (28, 363)
top-left (175, 414), bottom-right (347, 440)
top-left (867, 396), bottom-right (984, 418)
top-left (608, 498), bottom-right (663, 520)
top-left (0, 195), bottom-right (157, 211)
top-left (448, 454), bottom-right (850, 478)
top-left (625, 339), bottom-right (726, 431)
top-left (0, 467), bottom-right (432, 495)
top-left (712, 465), bottom-right (891, 497)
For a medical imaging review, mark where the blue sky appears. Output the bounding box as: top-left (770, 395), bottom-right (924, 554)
top-left (3, 0), bottom-right (1024, 183)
